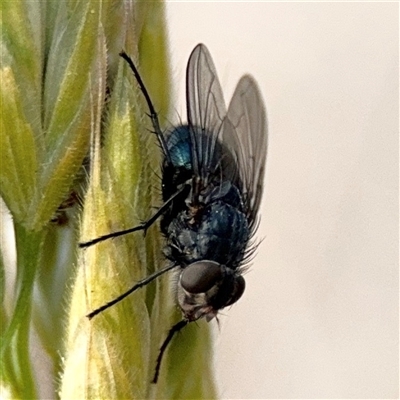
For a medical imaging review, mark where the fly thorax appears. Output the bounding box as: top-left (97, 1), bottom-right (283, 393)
top-left (177, 261), bottom-right (245, 322)
top-left (166, 200), bottom-right (250, 267)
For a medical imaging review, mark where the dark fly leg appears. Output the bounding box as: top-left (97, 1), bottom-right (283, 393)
top-left (79, 183), bottom-right (189, 248)
top-left (119, 51), bottom-right (172, 165)
top-left (87, 263), bottom-right (178, 319)
top-left (152, 319), bottom-right (189, 383)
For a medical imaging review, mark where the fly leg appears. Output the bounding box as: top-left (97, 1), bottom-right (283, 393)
top-left (79, 183), bottom-right (189, 248)
top-left (119, 51), bottom-right (172, 165)
top-left (87, 263), bottom-right (178, 319)
top-left (152, 319), bottom-right (189, 383)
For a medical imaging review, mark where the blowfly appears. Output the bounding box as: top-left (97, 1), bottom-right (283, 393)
top-left (80, 43), bottom-right (268, 383)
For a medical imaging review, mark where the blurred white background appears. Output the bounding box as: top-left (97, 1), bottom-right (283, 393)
top-left (166, 3), bottom-right (398, 399)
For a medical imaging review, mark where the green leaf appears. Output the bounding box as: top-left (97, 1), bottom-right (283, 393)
top-left (0, 0), bottom-right (44, 140)
top-left (30, 0), bottom-right (105, 229)
top-left (0, 67), bottom-right (38, 222)
top-left (61, 48), bottom-right (154, 398)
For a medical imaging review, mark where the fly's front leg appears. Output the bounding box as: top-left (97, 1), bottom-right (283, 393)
top-left (79, 184), bottom-right (189, 248)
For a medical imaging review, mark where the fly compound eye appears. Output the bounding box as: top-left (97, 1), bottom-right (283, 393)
top-left (225, 275), bottom-right (246, 306)
top-left (180, 261), bottom-right (223, 293)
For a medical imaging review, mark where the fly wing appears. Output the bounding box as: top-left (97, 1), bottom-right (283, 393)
top-left (186, 44), bottom-right (227, 186)
top-left (222, 75), bottom-right (267, 228)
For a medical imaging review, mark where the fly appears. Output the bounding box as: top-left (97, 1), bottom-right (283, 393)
top-left (80, 44), bottom-right (268, 383)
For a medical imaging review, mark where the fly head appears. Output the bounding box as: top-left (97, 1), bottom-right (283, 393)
top-left (177, 260), bottom-right (246, 322)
